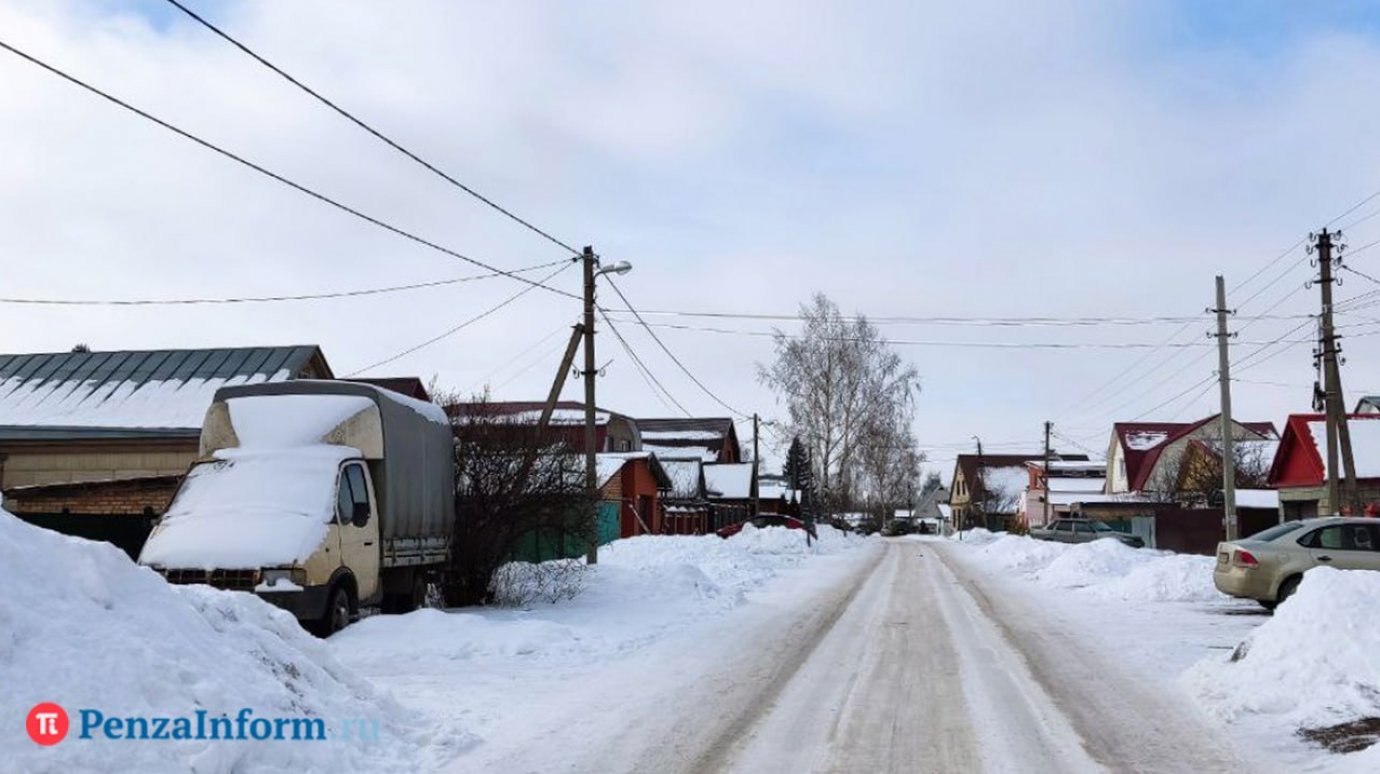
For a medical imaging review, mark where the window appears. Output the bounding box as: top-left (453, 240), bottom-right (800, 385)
top-left (1252, 521), bottom-right (1307, 543)
top-left (336, 463), bottom-right (372, 526)
top-left (1053, 521), bottom-right (1073, 532)
top-left (1300, 525), bottom-right (1374, 551)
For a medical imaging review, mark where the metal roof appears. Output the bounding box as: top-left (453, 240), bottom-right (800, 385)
top-left (0, 346), bottom-right (329, 440)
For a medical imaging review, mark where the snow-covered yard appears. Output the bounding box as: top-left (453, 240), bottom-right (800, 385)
top-left (943, 529), bottom-right (1380, 772)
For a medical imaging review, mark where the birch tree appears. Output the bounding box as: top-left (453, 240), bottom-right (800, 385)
top-left (758, 293), bottom-right (922, 512)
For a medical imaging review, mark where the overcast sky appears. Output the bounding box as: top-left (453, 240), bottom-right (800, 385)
top-left (4, 1), bottom-right (1380, 477)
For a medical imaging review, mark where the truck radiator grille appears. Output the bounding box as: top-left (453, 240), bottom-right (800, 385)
top-left (160, 568), bottom-right (259, 591)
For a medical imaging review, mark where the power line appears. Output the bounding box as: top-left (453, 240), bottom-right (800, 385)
top-left (595, 307), bottom-right (690, 416)
top-left (346, 262), bottom-right (573, 376)
top-left (604, 279), bottom-right (747, 418)
top-left (598, 308), bottom-right (1314, 328)
top-left (471, 323), bottom-right (573, 392)
top-left (0, 260), bottom-right (569, 306)
top-left (161, 0), bottom-right (581, 258)
top-left (0, 37), bottom-right (578, 300)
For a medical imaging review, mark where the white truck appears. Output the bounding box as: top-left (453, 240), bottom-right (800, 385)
top-left (139, 381), bottom-right (455, 635)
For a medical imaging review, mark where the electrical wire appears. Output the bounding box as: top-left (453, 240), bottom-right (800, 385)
top-left (595, 308), bottom-right (690, 416)
top-left (345, 262), bottom-right (573, 377)
top-left (603, 278), bottom-right (747, 418)
top-left (0, 37), bottom-right (579, 300)
top-left (161, 0), bottom-right (582, 258)
top-left (0, 260), bottom-right (569, 306)
top-left (597, 309), bottom-right (1314, 328)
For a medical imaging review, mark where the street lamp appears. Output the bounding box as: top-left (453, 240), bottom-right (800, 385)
top-left (583, 249), bottom-right (632, 565)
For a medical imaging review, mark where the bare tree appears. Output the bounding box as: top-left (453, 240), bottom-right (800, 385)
top-left (443, 400), bottom-right (592, 607)
top-left (1144, 439), bottom-right (1272, 508)
top-left (758, 293), bottom-right (922, 513)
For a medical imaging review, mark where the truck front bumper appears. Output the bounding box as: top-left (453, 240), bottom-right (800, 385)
top-left (258, 585), bottom-right (331, 622)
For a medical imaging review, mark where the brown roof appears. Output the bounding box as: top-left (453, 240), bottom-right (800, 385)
top-left (954, 453), bottom-right (1089, 498)
top-left (1119, 416), bottom-right (1277, 491)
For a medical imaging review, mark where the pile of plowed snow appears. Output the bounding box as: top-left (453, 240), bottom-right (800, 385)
top-left (1184, 567), bottom-right (1380, 737)
top-left (0, 506), bottom-right (468, 773)
top-left (954, 531), bottom-right (1222, 602)
top-left (332, 525), bottom-right (868, 667)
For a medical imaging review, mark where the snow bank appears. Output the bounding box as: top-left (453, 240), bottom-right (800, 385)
top-left (332, 525), bottom-right (867, 668)
top-left (1184, 567), bottom-right (1380, 731)
top-left (0, 508), bottom-right (465, 773)
top-left (953, 532), bottom-right (1227, 603)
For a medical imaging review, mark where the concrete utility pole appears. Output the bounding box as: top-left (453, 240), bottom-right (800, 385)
top-left (752, 413), bottom-right (760, 517)
top-left (582, 247), bottom-right (599, 564)
top-left (1314, 230), bottom-right (1362, 516)
top-left (1212, 276), bottom-right (1238, 541)
top-left (1042, 421), bottom-right (1052, 527)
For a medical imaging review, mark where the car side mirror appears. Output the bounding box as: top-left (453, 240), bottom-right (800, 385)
top-left (351, 501), bottom-right (371, 528)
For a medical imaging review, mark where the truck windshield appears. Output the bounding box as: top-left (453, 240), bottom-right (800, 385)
top-left (170, 449), bottom-right (352, 523)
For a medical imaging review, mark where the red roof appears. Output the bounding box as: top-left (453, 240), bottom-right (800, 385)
top-left (1269, 413), bottom-right (1380, 488)
top-left (1118, 416), bottom-right (1277, 492)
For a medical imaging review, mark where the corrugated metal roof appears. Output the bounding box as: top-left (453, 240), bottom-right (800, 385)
top-left (0, 346), bottom-right (327, 439)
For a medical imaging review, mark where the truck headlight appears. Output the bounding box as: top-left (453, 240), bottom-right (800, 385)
top-left (259, 568), bottom-right (305, 589)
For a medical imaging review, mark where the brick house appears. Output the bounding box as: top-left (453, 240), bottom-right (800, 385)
top-left (634, 418), bottom-right (742, 463)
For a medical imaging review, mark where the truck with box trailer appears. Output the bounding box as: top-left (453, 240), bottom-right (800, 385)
top-left (139, 380), bottom-right (454, 635)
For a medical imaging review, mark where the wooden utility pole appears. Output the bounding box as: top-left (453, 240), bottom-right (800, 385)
top-left (1042, 421), bottom-right (1052, 527)
top-left (582, 246), bottom-right (600, 564)
top-left (1213, 276), bottom-right (1238, 541)
top-left (1314, 230), bottom-right (1361, 515)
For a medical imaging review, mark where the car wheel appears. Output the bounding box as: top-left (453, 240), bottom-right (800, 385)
top-left (1258, 599), bottom-right (1278, 612)
top-left (1275, 576), bottom-right (1302, 609)
top-left (316, 584), bottom-right (354, 637)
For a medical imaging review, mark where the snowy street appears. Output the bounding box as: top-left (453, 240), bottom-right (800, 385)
top-left (334, 534), bottom-right (1280, 773)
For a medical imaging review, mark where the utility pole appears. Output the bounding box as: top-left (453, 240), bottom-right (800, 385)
top-left (582, 246), bottom-right (599, 564)
top-left (1314, 229), bottom-right (1362, 516)
top-left (751, 413), bottom-right (760, 517)
top-left (1042, 421), bottom-right (1052, 527)
top-left (1211, 276), bottom-right (1239, 541)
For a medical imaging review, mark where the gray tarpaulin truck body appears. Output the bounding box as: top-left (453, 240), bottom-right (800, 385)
top-left (207, 380), bottom-right (455, 566)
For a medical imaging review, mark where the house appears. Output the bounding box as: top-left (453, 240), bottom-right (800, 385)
top-left (1268, 413), bottom-right (1380, 518)
top-left (950, 453), bottom-right (1089, 531)
top-left (348, 377), bottom-right (431, 402)
top-left (450, 400), bottom-right (641, 453)
top-left (0, 345), bottom-right (333, 557)
top-left (756, 472), bottom-right (799, 517)
top-left (704, 462), bottom-right (757, 529)
top-left (1021, 460), bottom-right (1110, 528)
top-left (597, 452), bottom-right (674, 538)
top-left (659, 455), bottom-right (712, 534)
top-left (915, 486), bottom-right (950, 529)
top-left (634, 418), bottom-right (742, 463)
top-left (1105, 417), bottom-right (1277, 496)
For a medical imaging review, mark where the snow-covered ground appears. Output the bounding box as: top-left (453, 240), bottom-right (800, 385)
top-left (943, 529), bottom-right (1380, 771)
top-left (330, 524), bottom-right (873, 771)
top-left (1, 501), bottom-right (873, 773)
top-left (0, 504), bottom-right (461, 774)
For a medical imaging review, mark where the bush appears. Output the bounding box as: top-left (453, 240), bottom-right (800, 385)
top-left (488, 559), bottom-right (587, 607)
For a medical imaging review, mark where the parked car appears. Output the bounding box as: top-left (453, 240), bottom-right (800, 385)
top-left (716, 514), bottom-right (808, 539)
top-left (1214, 517), bottom-right (1380, 610)
top-left (883, 520), bottom-right (917, 536)
top-left (1029, 518), bottom-right (1144, 548)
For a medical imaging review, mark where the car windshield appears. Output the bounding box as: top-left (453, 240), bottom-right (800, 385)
top-left (1250, 521), bottom-right (1307, 543)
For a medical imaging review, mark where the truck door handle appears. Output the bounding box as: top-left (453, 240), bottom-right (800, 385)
top-left (1317, 555), bottom-right (1333, 562)
top-left (363, 541), bottom-right (375, 547)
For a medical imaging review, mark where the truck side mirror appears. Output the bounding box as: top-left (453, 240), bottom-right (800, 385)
top-left (352, 501), bottom-right (371, 528)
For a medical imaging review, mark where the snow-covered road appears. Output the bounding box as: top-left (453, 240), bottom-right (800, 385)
top-left (350, 535), bottom-right (1274, 773)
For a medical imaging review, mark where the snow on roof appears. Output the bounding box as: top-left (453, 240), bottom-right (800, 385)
top-left (937, 503), bottom-right (953, 519)
top-left (659, 458), bottom-right (703, 499)
top-left (758, 482), bottom-right (798, 501)
top-left (704, 463), bottom-right (754, 499)
top-left (641, 429), bottom-right (721, 441)
top-left (642, 443), bottom-right (719, 463)
top-left (0, 346), bottom-right (325, 435)
top-left (1305, 419), bottom-right (1380, 479)
top-left (982, 465), bottom-right (1029, 500)
top-left (1125, 431), bottom-right (1170, 451)
top-left (1048, 476), bottom-right (1107, 493)
top-left (453, 408), bottom-right (611, 426)
top-left (1236, 489), bottom-right (1280, 509)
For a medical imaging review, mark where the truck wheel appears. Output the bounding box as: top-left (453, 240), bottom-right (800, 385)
top-left (408, 573), bottom-right (428, 612)
top-left (317, 585), bottom-right (354, 637)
